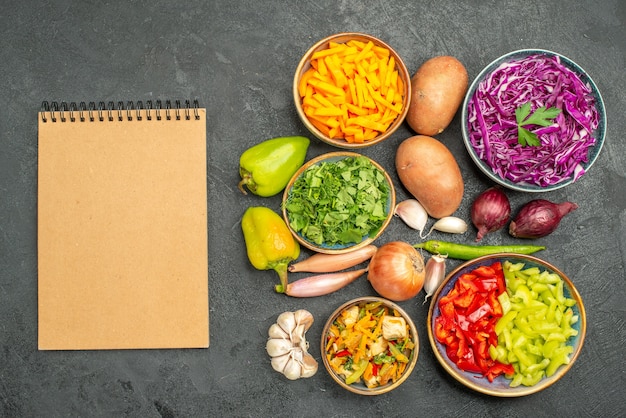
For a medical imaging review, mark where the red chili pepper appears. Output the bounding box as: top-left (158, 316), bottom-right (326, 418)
top-left (434, 261), bottom-right (512, 382)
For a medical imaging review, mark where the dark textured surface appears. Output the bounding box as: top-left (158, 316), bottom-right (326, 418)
top-left (1, 1), bottom-right (625, 416)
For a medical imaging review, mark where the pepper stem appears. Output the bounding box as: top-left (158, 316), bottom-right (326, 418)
top-left (237, 175), bottom-right (250, 195)
top-left (273, 262), bottom-right (289, 294)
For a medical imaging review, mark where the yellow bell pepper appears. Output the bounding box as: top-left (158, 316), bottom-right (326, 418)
top-left (241, 206), bottom-right (300, 291)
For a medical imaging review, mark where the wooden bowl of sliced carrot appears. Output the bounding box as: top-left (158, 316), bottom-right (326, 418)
top-left (321, 297), bottom-right (419, 395)
top-left (293, 32), bottom-right (411, 149)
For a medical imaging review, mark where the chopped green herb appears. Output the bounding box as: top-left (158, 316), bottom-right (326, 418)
top-left (515, 102), bottom-right (561, 147)
top-left (373, 352), bottom-right (395, 365)
top-left (284, 156), bottom-right (390, 246)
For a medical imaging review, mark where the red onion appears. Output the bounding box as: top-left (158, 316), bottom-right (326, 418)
top-left (471, 187), bottom-right (511, 242)
top-left (509, 199), bottom-right (578, 239)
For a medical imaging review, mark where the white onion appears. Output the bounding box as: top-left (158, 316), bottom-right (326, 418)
top-left (367, 241), bottom-right (425, 301)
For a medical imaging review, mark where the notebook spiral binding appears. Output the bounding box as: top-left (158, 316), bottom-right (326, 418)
top-left (40, 99), bottom-right (201, 123)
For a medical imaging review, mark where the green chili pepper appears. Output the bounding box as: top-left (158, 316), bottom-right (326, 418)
top-left (238, 136), bottom-right (310, 197)
top-left (413, 240), bottom-right (546, 260)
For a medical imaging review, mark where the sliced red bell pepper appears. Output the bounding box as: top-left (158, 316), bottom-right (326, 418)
top-left (488, 291), bottom-right (503, 316)
top-left (474, 276), bottom-right (499, 292)
top-left (472, 265), bottom-right (496, 278)
top-left (492, 262), bottom-right (506, 295)
top-left (467, 302), bottom-right (492, 323)
top-left (434, 261), bottom-right (512, 382)
top-left (372, 363), bottom-right (380, 377)
top-left (485, 362), bottom-right (515, 383)
top-left (453, 290), bottom-right (476, 309)
top-left (440, 300), bottom-right (456, 320)
top-left (456, 348), bottom-right (483, 374)
top-left (435, 320), bottom-right (457, 348)
top-left (439, 286), bottom-right (459, 306)
top-left (466, 293), bottom-right (488, 317)
top-left (457, 274), bottom-right (480, 293)
top-left (334, 349), bottom-right (351, 358)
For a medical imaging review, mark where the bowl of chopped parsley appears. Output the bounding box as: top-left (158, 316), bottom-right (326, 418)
top-left (282, 152), bottom-right (395, 254)
top-left (462, 49), bottom-right (606, 192)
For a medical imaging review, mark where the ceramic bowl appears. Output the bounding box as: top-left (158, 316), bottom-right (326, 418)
top-left (461, 49), bottom-right (606, 192)
top-left (321, 297), bottom-right (419, 395)
top-left (427, 253), bottom-right (586, 397)
top-left (293, 32), bottom-right (411, 149)
top-left (282, 152), bottom-right (395, 254)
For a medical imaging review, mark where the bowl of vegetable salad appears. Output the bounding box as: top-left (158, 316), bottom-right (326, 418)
top-left (427, 253), bottom-right (586, 397)
top-left (321, 297), bottom-right (419, 395)
top-left (282, 152), bottom-right (395, 254)
top-left (461, 49), bottom-right (606, 192)
top-left (293, 32), bottom-right (411, 149)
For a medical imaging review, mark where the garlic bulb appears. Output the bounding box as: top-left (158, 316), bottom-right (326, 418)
top-left (266, 309), bottom-right (318, 380)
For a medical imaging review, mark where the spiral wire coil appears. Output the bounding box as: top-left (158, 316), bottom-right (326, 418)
top-left (40, 99), bottom-right (201, 123)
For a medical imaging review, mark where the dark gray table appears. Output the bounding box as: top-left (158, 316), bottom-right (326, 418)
top-left (2, 1), bottom-right (624, 416)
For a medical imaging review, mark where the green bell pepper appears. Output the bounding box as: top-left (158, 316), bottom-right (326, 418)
top-left (238, 136), bottom-right (310, 197)
top-left (494, 260), bottom-right (580, 387)
top-left (345, 359), bottom-right (368, 385)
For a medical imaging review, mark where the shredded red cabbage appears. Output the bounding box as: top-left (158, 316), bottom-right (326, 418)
top-left (467, 54), bottom-right (599, 187)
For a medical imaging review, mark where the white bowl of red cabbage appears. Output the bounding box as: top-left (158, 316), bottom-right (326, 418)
top-left (462, 49), bottom-right (606, 192)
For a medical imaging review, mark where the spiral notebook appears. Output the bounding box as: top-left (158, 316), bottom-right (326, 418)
top-left (37, 100), bottom-right (209, 350)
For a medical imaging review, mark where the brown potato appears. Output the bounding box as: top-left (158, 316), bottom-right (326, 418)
top-left (395, 135), bottom-right (464, 218)
top-left (407, 56), bottom-right (468, 136)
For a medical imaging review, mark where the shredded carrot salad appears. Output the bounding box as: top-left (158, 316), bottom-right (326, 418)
top-left (299, 39), bottom-right (405, 144)
top-left (325, 301), bottom-right (415, 388)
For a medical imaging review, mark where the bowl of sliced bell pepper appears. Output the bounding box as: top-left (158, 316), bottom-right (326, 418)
top-left (321, 297), bottom-right (419, 395)
top-left (427, 253), bottom-right (586, 397)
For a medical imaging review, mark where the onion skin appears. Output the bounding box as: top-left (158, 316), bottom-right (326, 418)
top-left (509, 199), bottom-right (578, 239)
top-left (471, 187), bottom-right (511, 242)
top-left (367, 241), bottom-right (425, 301)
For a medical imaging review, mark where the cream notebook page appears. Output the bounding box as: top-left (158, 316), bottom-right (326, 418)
top-left (37, 101), bottom-right (209, 350)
